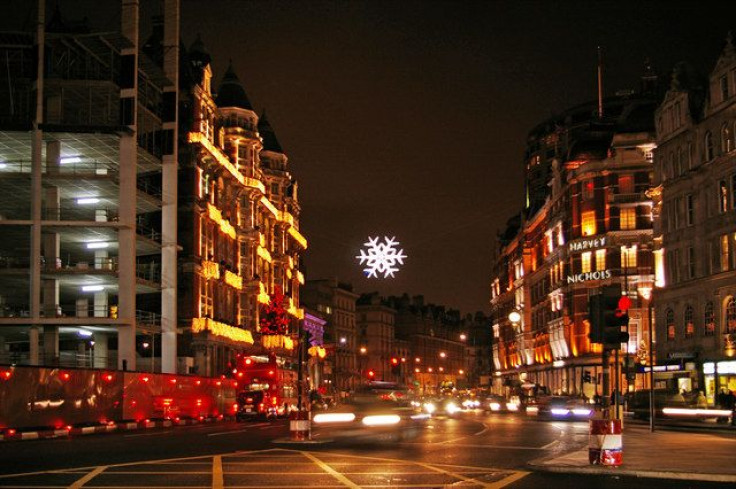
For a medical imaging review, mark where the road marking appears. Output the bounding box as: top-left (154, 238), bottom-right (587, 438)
top-left (67, 465), bottom-right (106, 489)
top-left (474, 423), bottom-right (490, 436)
top-left (416, 461), bottom-right (494, 488)
top-left (417, 442), bottom-right (549, 450)
top-left (541, 440), bottom-right (560, 449)
top-left (207, 423), bottom-right (270, 436)
top-left (300, 451), bottom-right (361, 489)
top-left (487, 470), bottom-right (531, 488)
top-left (212, 455), bottom-right (223, 489)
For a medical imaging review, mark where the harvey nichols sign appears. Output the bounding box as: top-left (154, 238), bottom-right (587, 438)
top-left (567, 236), bottom-right (612, 284)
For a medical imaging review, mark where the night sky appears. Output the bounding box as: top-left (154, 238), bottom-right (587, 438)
top-left (5, 1), bottom-right (736, 315)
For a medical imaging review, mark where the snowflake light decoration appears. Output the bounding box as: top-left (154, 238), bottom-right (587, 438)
top-left (356, 236), bottom-right (407, 278)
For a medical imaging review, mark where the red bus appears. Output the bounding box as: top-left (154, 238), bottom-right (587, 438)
top-left (233, 354), bottom-right (298, 420)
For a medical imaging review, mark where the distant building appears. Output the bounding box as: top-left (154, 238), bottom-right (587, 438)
top-left (301, 279), bottom-right (359, 395)
top-left (356, 292), bottom-right (396, 381)
top-left (653, 36), bottom-right (736, 404)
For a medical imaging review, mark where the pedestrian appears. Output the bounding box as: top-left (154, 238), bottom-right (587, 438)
top-left (696, 391), bottom-right (707, 409)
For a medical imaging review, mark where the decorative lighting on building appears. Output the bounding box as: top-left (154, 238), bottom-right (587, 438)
top-left (202, 260), bottom-right (220, 280)
top-left (224, 270), bottom-right (243, 289)
top-left (192, 317), bottom-right (254, 344)
top-left (356, 236), bottom-right (406, 278)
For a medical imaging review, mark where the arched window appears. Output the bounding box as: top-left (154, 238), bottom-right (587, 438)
top-left (722, 123), bottom-right (733, 153)
top-left (727, 298), bottom-right (736, 333)
top-left (704, 302), bottom-right (715, 336)
top-left (704, 131), bottom-right (715, 161)
top-left (684, 305), bottom-right (694, 338)
top-left (666, 308), bottom-right (675, 340)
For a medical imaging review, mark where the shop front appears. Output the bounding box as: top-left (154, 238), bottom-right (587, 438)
top-left (703, 360), bottom-right (736, 406)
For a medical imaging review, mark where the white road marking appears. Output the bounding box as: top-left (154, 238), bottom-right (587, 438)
top-left (67, 465), bottom-right (106, 489)
top-left (300, 451), bottom-right (361, 489)
top-left (207, 423), bottom-right (270, 436)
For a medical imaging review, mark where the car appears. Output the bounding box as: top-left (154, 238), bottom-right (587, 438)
top-left (535, 395), bottom-right (594, 420)
top-left (484, 395), bottom-right (522, 413)
top-left (311, 382), bottom-right (429, 443)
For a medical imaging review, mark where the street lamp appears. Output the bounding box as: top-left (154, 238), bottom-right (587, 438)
top-left (460, 333), bottom-right (467, 341)
top-left (638, 285), bottom-right (655, 432)
top-left (508, 310), bottom-right (521, 325)
top-left (359, 346), bottom-right (367, 379)
top-left (439, 351), bottom-right (446, 359)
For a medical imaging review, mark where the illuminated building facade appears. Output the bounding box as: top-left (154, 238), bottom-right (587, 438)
top-left (178, 43), bottom-right (307, 376)
top-left (356, 292), bottom-right (397, 381)
top-left (490, 81), bottom-right (660, 398)
top-left (0, 1), bottom-right (180, 372)
top-left (653, 37), bottom-right (736, 404)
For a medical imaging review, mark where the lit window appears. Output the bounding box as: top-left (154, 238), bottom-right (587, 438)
top-left (721, 234), bottom-right (730, 272)
top-left (722, 123), bottom-right (733, 153)
top-left (620, 208), bottom-right (636, 230)
top-left (666, 309), bottom-right (675, 341)
top-left (583, 181), bottom-right (595, 200)
top-left (621, 245), bottom-right (637, 269)
top-left (595, 249), bottom-right (606, 271)
top-left (581, 210), bottom-right (596, 236)
top-left (684, 306), bottom-right (694, 338)
top-left (728, 298), bottom-right (736, 333)
top-left (581, 252), bottom-right (592, 274)
top-left (704, 302), bottom-right (715, 336)
top-left (720, 181), bottom-right (729, 213)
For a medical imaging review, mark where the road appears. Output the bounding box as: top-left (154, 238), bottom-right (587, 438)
top-left (0, 412), bottom-right (731, 488)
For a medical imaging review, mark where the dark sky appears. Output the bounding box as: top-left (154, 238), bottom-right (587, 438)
top-left (5, 1), bottom-right (736, 315)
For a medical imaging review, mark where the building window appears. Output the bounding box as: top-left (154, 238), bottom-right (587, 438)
top-left (583, 181), bottom-right (595, 200)
top-left (704, 302), bottom-right (715, 336)
top-left (621, 245), bottom-right (637, 269)
top-left (618, 174), bottom-right (634, 194)
top-left (684, 306), bottom-right (694, 338)
top-left (727, 298), bottom-right (736, 333)
top-left (721, 234), bottom-right (730, 272)
top-left (620, 208), bottom-right (636, 230)
top-left (270, 183), bottom-right (279, 196)
top-left (581, 252), bottom-right (592, 274)
top-left (705, 131), bottom-right (715, 161)
top-left (686, 194), bottom-right (695, 226)
top-left (595, 249), bottom-right (606, 271)
top-left (719, 180), bottom-right (728, 213)
top-left (687, 246), bottom-right (696, 279)
top-left (666, 309), bottom-right (675, 340)
top-left (581, 210), bottom-right (596, 236)
top-left (722, 123), bottom-right (733, 153)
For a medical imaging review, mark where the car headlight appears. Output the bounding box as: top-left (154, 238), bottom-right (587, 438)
top-left (571, 408), bottom-right (591, 416)
top-left (445, 402), bottom-right (460, 414)
top-left (490, 402), bottom-right (501, 411)
top-left (506, 402), bottom-right (519, 411)
top-left (423, 402), bottom-right (436, 414)
top-left (362, 414), bottom-right (401, 426)
top-left (313, 413), bottom-right (356, 424)
top-left (550, 408), bottom-right (570, 416)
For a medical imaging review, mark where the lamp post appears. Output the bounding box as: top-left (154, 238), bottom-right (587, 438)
top-left (638, 285), bottom-right (655, 432)
top-left (359, 346), bottom-right (367, 380)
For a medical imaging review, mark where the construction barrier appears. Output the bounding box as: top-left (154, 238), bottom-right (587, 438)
top-left (589, 418), bottom-right (622, 466)
top-left (289, 410), bottom-right (310, 441)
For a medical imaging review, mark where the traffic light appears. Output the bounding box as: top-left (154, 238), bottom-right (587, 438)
top-left (390, 357), bottom-right (400, 376)
top-left (367, 369), bottom-right (375, 379)
top-left (588, 285), bottom-right (630, 350)
top-left (601, 285), bottom-right (630, 350)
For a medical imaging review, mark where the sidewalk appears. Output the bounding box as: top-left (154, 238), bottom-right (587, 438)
top-left (529, 424), bottom-right (736, 483)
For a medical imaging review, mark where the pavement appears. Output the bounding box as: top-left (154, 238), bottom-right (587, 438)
top-left (529, 423), bottom-right (736, 483)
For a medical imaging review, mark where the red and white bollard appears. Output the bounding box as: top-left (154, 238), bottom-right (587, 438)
top-left (289, 410), bottom-right (310, 441)
top-left (589, 419), bottom-right (622, 466)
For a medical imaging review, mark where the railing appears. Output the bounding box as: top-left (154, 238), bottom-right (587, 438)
top-left (136, 221), bottom-right (162, 242)
top-left (137, 179), bottom-right (162, 199)
top-left (0, 159), bottom-right (118, 176)
top-left (136, 310), bottom-right (161, 327)
top-left (43, 206), bottom-right (119, 222)
top-left (136, 262), bottom-right (161, 284)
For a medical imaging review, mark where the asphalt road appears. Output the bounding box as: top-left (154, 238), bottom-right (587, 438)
top-left (0, 412), bottom-right (730, 488)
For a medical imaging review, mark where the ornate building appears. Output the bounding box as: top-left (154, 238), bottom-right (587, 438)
top-left (653, 36), bottom-right (736, 404)
top-left (490, 80), bottom-right (660, 399)
top-left (178, 43), bottom-right (307, 376)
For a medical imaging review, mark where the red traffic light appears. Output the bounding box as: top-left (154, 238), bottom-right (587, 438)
top-left (618, 295), bottom-right (631, 312)
top-left (390, 357), bottom-right (399, 365)
top-left (367, 370), bottom-right (375, 378)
